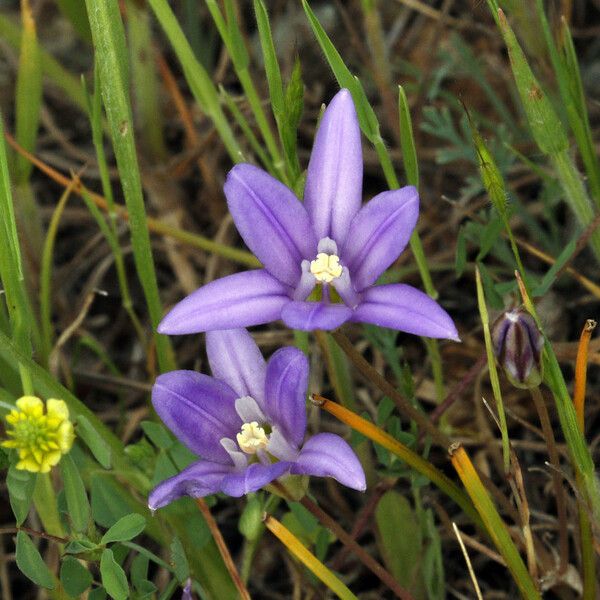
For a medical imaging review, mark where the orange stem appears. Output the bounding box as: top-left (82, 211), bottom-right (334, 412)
top-left (573, 319), bottom-right (597, 432)
top-left (195, 498), bottom-right (251, 600)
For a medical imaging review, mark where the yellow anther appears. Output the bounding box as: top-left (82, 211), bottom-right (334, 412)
top-left (310, 253), bottom-right (343, 283)
top-left (236, 422), bottom-right (269, 454)
top-left (2, 396), bottom-right (75, 473)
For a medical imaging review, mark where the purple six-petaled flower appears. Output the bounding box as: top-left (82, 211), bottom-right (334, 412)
top-left (158, 89), bottom-right (459, 339)
top-left (148, 329), bottom-right (366, 510)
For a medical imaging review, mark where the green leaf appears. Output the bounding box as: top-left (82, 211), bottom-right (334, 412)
top-left (76, 415), bottom-right (111, 468)
top-left (131, 552), bottom-right (149, 589)
top-left (301, 0), bottom-right (380, 143)
top-left (496, 9), bottom-right (567, 156)
top-left (89, 588), bottom-right (107, 600)
top-left (455, 226), bottom-right (467, 277)
top-left (170, 536), bottom-right (190, 584)
top-left (375, 492), bottom-right (426, 597)
top-left (253, 0), bottom-right (284, 117)
top-left (60, 556), bottom-right (93, 597)
top-left (60, 453), bottom-right (91, 533)
top-left (147, 0), bottom-right (242, 162)
top-left (65, 538), bottom-right (98, 554)
top-left (100, 548), bottom-right (129, 600)
top-left (14, 2), bottom-right (43, 183)
top-left (141, 421), bottom-right (173, 450)
top-left (532, 239), bottom-right (577, 297)
top-left (398, 85), bottom-right (419, 187)
top-left (7, 466), bottom-right (36, 525)
top-left (91, 475), bottom-right (135, 528)
top-left (101, 513), bottom-right (146, 545)
top-left (16, 531), bottom-right (55, 589)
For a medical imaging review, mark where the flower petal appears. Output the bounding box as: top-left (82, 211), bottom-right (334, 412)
top-left (225, 164), bottom-right (317, 286)
top-left (304, 89), bottom-right (362, 245)
top-left (341, 187), bottom-right (419, 290)
top-left (291, 433), bottom-right (366, 491)
top-left (281, 301), bottom-right (352, 331)
top-left (206, 329), bottom-right (266, 402)
top-left (220, 461), bottom-right (291, 497)
top-left (158, 270), bottom-right (291, 334)
top-left (352, 284), bottom-right (460, 340)
top-left (264, 347), bottom-right (309, 447)
top-left (152, 371), bottom-right (242, 463)
top-left (148, 460), bottom-right (232, 510)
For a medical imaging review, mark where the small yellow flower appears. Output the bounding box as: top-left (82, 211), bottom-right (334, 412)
top-left (2, 396), bottom-right (75, 473)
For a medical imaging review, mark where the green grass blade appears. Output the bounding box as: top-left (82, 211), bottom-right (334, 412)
top-left (85, 0), bottom-right (174, 373)
top-left (147, 0), bottom-right (243, 163)
top-left (14, 2), bottom-right (42, 184)
top-left (0, 13), bottom-right (88, 113)
top-left (127, 0), bottom-right (166, 162)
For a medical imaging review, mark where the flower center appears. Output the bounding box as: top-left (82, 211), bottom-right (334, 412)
top-left (236, 421), bottom-right (269, 454)
top-left (310, 253), bottom-right (343, 283)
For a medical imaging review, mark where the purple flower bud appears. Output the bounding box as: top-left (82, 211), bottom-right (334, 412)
top-left (492, 309), bottom-right (544, 389)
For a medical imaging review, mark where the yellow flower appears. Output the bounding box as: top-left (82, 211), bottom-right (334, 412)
top-left (2, 396), bottom-right (75, 473)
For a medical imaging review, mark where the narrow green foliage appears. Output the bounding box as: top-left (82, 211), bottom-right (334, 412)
top-left (101, 513), bottom-right (146, 544)
top-left (7, 466), bottom-right (36, 525)
top-left (0, 14), bottom-right (88, 113)
top-left (60, 453), bottom-right (91, 533)
top-left (85, 0), bottom-right (174, 372)
top-left (0, 113), bottom-right (37, 393)
top-left (16, 531), bottom-right (55, 589)
top-left (40, 182), bottom-right (74, 366)
top-left (302, 0), bottom-right (380, 143)
top-left (56, 0), bottom-right (92, 43)
top-left (475, 267), bottom-right (510, 473)
top-left (472, 128), bottom-right (507, 220)
top-left (254, 0), bottom-right (303, 182)
top-left (148, 0), bottom-right (243, 162)
top-left (14, 2), bottom-right (42, 183)
top-left (534, 0), bottom-right (600, 207)
top-left (280, 57), bottom-right (304, 183)
top-left (398, 86), bottom-right (419, 187)
top-left (76, 414), bottom-right (112, 469)
top-left (496, 10), bottom-right (566, 156)
top-left (206, 0), bottom-right (285, 181)
top-left (60, 556), bottom-right (93, 597)
top-left (254, 0), bottom-right (284, 117)
top-left (127, 0), bottom-right (166, 162)
top-left (100, 548), bottom-right (129, 600)
top-left (170, 536), bottom-right (190, 583)
top-left (375, 491), bottom-right (427, 598)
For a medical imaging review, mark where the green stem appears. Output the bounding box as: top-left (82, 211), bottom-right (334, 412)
top-left (475, 267), bottom-right (510, 473)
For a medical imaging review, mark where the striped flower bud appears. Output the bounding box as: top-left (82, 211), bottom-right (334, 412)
top-left (492, 309), bottom-right (544, 389)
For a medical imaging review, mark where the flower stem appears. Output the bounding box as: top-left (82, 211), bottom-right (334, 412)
top-left (263, 513), bottom-right (359, 600)
top-left (330, 330), bottom-right (450, 448)
top-left (529, 387), bottom-right (569, 573)
top-left (574, 319), bottom-right (596, 431)
top-left (195, 498), bottom-right (251, 600)
top-left (449, 444), bottom-right (541, 599)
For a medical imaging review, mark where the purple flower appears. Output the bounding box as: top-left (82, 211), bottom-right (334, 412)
top-left (158, 89), bottom-right (458, 338)
top-left (148, 329), bottom-right (365, 510)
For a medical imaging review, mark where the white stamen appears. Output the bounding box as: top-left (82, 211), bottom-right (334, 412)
top-left (236, 422), bottom-right (269, 454)
top-left (310, 253), bottom-right (343, 283)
